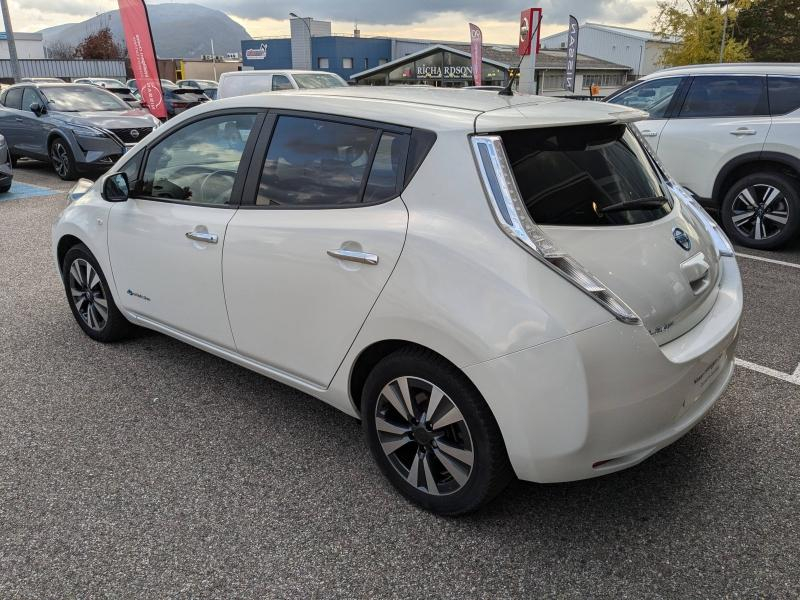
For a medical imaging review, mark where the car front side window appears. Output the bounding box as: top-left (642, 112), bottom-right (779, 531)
top-left (139, 113), bottom-right (257, 205)
top-left (608, 77), bottom-right (682, 119)
top-left (21, 88), bottom-right (40, 112)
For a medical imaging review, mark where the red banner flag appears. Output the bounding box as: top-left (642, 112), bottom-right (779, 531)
top-left (518, 8), bottom-right (542, 56)
top-left (118, 0), bottom-right (166, 119)
top-left (469, 23), bottom-right (482, 87)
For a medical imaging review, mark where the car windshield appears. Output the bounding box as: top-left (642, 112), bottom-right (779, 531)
top-left (42, 86), bottom-right (129, 112)
top-left (292, 73), bottom-right (348, 89)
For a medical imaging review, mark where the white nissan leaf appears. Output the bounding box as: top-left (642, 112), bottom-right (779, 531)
top-left (52, 88), bottom-right (743, 515)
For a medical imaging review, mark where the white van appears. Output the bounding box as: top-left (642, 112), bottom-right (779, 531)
top-left (217, 70), bottom-right (348, 99)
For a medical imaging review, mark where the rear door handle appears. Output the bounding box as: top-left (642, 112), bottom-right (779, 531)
top-left (327, 248), bottom-right (379, 265)
top-left (730, 128), bottom-right (757, 136)
top-left (640, 130), bottom-right (658, 138)
top-left (185, 230), bottom-right (218, 244)
top-left (15, 117), bottom-right (23, 122)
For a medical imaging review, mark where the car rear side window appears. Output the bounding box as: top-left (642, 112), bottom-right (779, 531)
top-left (3, 88), bottom-right (22, 110)
top-left (363, 132), bottom-right (408, 203)
top-left (256, 116), bottom-right (384, 207)
top-left (500, 124), bottom-right (671, 226)
top-left (271, 75), bottom-right (293, 91)
top-left (768, 76), bottom-right (800, 115)
top-left (139, 113), bottom-right (256, 205)
top-left (679, 75), bottom-right (768, 118)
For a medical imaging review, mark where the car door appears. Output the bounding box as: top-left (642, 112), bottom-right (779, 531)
top-left (657, 75), bottom-right (771, 199)
top-left (605, 76), bottom-right (685, 152)
top-left (18, 87), bottom-right (48, 157)
top-left (223, 113), bottom-right (410, 387)
top-left (107, 110), bottom-right (264, 349)
top-left (0, 87), bottom-right (25, 153)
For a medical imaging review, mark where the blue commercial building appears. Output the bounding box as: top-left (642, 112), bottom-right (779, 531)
top-left (241, 18), bottom-right (392, 80)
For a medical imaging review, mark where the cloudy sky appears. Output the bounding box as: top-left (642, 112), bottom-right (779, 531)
top-left (7, 0), bottom-right (659, 42)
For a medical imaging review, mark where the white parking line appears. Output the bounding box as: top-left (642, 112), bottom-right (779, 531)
top-left (735, 358), bottom-right (800, 385)
top-left (736, 252), bottom-right (800, 270)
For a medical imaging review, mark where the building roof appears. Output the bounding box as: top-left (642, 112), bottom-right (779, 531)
top-left (541, 22), bottom-right (680, 44)
top-left (351, 43), bottom-right (629, 80)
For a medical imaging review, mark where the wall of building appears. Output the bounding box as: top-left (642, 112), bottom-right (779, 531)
top-left (181, 60), bottom-right (241, 81)
top-left (0, 59), bottom-right (126, 82)
top-left (0, 37), bottom-right (46, 60)
top-left (642, 41), bottom-right (671, 76)
top-left (312, 37), bottom-right (391, 78)
top-left (241, 39), bottom-right (292, 71)
top-left (542, 27), bottom-right (648, 77)
top-left (290, 18), bottom-right (331, 70)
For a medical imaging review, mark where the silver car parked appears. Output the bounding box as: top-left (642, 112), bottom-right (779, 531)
top-left (0, 83), bottom-right (161, 180)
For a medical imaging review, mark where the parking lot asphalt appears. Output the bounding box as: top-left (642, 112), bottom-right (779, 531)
top-left (1, 162), bottom-right (799, 598)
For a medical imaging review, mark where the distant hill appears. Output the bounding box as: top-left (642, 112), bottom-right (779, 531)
top-left (40, 3), bottom-right (252, 59)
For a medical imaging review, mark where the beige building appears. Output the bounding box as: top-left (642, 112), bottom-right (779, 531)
top-left (179, 59), bottom-right (241, 82)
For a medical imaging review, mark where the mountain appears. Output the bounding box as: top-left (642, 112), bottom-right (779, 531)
top-left (40, 3), bottom-right (252, 59)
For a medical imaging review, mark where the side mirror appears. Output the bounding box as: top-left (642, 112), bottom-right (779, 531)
top-left (102, 172), bottom-right (129, 202)
top-left (29, 102), bottom-right (45, 116)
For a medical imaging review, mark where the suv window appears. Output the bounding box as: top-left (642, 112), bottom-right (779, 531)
top-left (140, 113), bottom-right (256, 204)
top-left (679, 75), bottom-right (768, 118)
top-left (21, 88), bottom-right (40, 112)
top-left (500, 124), bottom-right (671, 226)
top-left (3, 87), bottom-right (23, 110)
top-left (768, 76), bottom-right (800, 116)
top-left (272, 75), bottom-right (293, 91)
top-left (608, 77), bottom-right (682, 119)
top-left (256, 116), bottom-right (381, 207)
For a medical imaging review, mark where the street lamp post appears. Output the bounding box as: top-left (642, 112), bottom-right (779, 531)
top-left (0, 0), bottom-right (21, 83)
top-left (718, 0), bottom-right (732, 63)
top-left (289, 12), bottom-right (313, 70)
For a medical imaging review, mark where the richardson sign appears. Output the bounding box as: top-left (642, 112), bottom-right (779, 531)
top-left (416, 65), bottom-right (473, 78)
top-left (117, 0), bottom-right (166, 120)
top-left (245, 43), bottom-right (268, 60)
top-left (518, 8), bottom-right (542, 56)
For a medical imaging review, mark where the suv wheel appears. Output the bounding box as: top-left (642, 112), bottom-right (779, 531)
top-left (721, 172), bottom-right (800, 250)
top-left (362, 348), bottom-right (513, 516)
top-left (62, 243), bottom-right (134, 342)
top-left (50, 138), bottom-right (78, 181)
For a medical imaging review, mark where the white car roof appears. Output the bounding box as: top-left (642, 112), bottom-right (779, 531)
top-left (642, 63), bottom-right (800, 79)
top-left (190, 86), bottom-right (645, 132)
top-left (220, 70), bottom-right (338, 77)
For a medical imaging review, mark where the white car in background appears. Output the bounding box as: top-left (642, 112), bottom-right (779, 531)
top-left (52, 88), bottom-right (742, 515)
top-left (217, 70), bottom-right (347, 99)
top-left (607, 63), bottom-right (800, 250)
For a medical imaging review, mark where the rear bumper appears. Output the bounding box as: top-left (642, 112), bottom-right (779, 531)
top-left (464, 256), bottom-right (742, 483)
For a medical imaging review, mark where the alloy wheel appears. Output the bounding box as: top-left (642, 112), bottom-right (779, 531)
top-left (68, 258), bottom-right (108, 331)
top-left (730, 184), bottom-right (790, 241)
top-left (374, 376), bottom-right (474, 496)
top-left (50, 142), bottom-right (69, 178)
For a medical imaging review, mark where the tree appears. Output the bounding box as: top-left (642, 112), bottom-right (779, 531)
top-left (76, 27), bottom-right (126, 60)
top-left (654, 0), bottom-right (751, 66)
top-left (737, 0), bottom-right (800, 62)
top-left (46, 40), bottom-right (76, 59)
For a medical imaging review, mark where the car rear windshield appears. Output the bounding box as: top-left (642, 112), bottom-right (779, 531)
top-left (293, 73), bottom-right (347, 89)
top-left (499, 124), bottom-right (671, 226)
top-left (41, 86), bottom-right (129, 112)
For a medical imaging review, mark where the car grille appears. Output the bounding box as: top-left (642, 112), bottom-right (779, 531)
top-left (110, 127), bottom-right (153, 144)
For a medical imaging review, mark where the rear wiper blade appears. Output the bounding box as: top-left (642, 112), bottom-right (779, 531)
top-left (598, 196), bottom-right (668, 213)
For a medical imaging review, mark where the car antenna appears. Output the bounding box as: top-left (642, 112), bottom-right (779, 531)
top-left (498, 14), bottom-right (540, 96)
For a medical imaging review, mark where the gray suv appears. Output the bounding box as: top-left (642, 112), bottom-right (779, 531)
top-left (0, 83), bottom-right (161, 180)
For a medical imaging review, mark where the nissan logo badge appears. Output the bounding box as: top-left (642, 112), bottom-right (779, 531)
top-left (130, 129), bottom-right (140, 139)
top-left (673, 227), bottom-right (691, 251)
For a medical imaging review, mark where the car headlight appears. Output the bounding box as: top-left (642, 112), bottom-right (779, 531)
top-left (669, 183), bottom-right (735, 258)
top-left (71, 124), bottom-right (107, 138)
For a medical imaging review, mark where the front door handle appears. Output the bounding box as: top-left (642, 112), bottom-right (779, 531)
top-left (185, 230), bottom-right (218, 244)
top-left (327, 248), bottom-right (379, 265)
top-left (640, 130), bottom-right (658, 138)
top-left (730, 128), bottom-right (757, 136)
top-left (15, 117), bottom-right (23, 122)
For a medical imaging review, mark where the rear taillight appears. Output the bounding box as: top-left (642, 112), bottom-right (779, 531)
top-left (471, 135), bottom-right (641, 325)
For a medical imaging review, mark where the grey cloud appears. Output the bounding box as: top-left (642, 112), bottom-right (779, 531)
top-left (215, 0), bottom-right (646, 28)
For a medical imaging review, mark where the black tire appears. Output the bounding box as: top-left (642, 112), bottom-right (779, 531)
top-left (720, 172), bottom-right (800, 250)
top-left (9, 154), bottom-right (17, 168)
top-left (62, 243), bottom-right (134, 342)
top-left (362, 347), bottom-right (513, 516)
top-left (0, 182), bottom-right (10, 193)
top-left (49, 137), bottom-right (78, 181)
